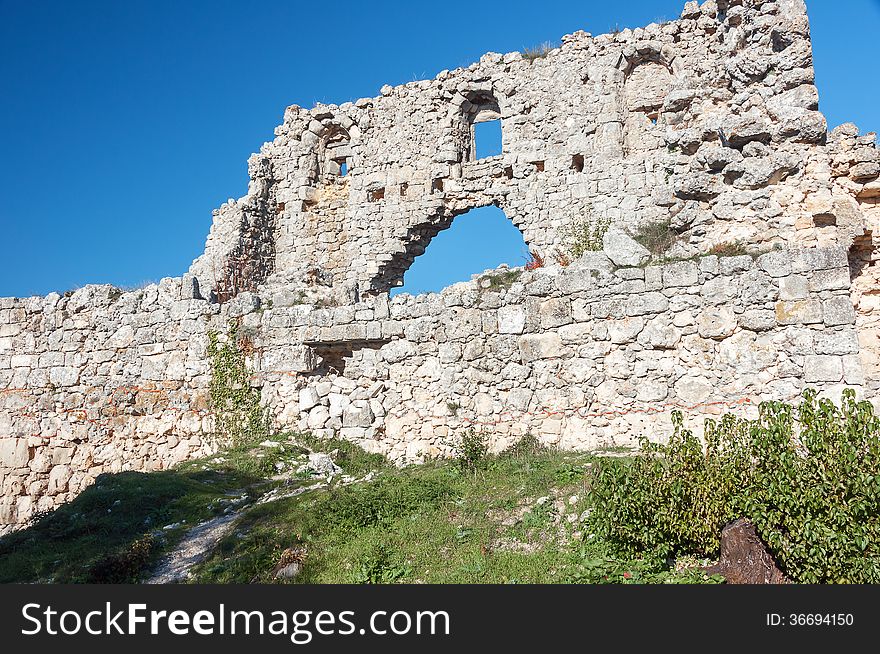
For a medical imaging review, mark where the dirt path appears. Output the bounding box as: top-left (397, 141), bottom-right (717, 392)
top-left (144, 480), bottom-right (330, 584)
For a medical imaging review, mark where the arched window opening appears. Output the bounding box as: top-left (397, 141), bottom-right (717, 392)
top-left (624, 60), bottom-right (673, 122)
top-left (461, 91), bottom-right (503, 162)
top-left (474, 119), bottom-right (502, 159)
top-left (318, 126), bottom-right (352, 180)
top-left (391, 205), bottom-right (527, 296)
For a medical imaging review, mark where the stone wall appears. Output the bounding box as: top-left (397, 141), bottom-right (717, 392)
top-left (2, 0), bottom-right (879, 532)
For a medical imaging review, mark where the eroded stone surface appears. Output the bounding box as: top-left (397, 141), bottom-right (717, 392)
top-left (1, 0), bottom-right (879, 532)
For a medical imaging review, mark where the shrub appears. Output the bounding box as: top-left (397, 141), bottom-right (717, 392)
top-left (524, 249), bottom-right (545, 271)
top-left (456, 429), bottom-right (489, 471)
top-left (631, 219), bottom-right (677, 256)
top-left (87, 535), bottom-right (157, 583)
top-left (502, 433), bottom-right (544, 458)
top-left (590, 390), bottom-right (880, 583)
top-left (562, 217), bottom-right (610, 258)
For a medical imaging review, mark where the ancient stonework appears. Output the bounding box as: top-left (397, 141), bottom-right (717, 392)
top-left (2, 0), bottom-right (879, 532)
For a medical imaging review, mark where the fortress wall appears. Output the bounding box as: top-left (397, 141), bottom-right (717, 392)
top-left (2, 0), bottom-right (879, 532)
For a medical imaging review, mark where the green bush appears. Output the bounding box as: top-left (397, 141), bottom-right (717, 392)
top-left (456, 429), bottom-right (489, 471)
top-left (562, 217), bottom-right (610, 258)
top-left (590, 390), bottom-right (880, 583)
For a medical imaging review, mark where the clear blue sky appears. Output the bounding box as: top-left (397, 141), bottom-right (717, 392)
top-left (1, 0), bottom-right (878, 297)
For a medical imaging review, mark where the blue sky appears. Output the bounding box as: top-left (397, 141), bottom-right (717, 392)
top-left (1, 0), bottom-right (878, 297)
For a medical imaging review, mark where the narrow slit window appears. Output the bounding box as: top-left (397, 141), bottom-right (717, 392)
top-left (571, 154), bottom-right (584, 172)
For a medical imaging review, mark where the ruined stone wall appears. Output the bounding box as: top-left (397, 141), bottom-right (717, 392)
top-left (2, 0), bottom-right (880, 532)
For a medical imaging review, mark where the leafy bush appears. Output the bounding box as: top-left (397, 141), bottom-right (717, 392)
top-left (590, 390), bottom-right (880, 583)
top-left (456, 429), bottom-right (489, 471)
top-left (562, 217), bottom-right (610, 258)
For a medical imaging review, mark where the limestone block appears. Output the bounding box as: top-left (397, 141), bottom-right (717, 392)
top-left (778, 275), bottom-right (810, 301)
top-left (262, 345), bottom-right (317, 372)
top-left (539, 298), bottom-right (572, 328)
top-left (518, 333), bottom-right (564, 362)
top-left (803, 355), bottom-right (844, 383)
top-left (342, 401), bottom-right (374, 428)
top-left (674, 376), bottom-right (713, 405)
top-left (608, 318), bottom-right (645, 344)
top-left (775, 300), bottom-right (823, 325)
top-left (48, 366), bottom-right (80, 387)
top-left (0, 438), bottom-right (29, 468)
top-left (756, 250), bottom-right (791, 278)
top-left (626, 292), bottom-right (669, 316)
top-left (697, 307), bottom-right (737, 339)
top-left (823, 297), bottom-right (856, 326)
top-left (497, 306), bottom-right (526, 334)
top-left (662, 261), bottom-right (699, 288)
top-left (809, 268), bottom-right (850, 292)
top-left (299, 387), bottom-right (320, 412)
top-left (602, 228), bottom-right (650, 267)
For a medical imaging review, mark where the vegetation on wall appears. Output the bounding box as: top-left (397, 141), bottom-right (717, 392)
top-left (563, 216), bottom-right (610, 258)
top-left (207, 321), bottom-right (271, 447)
top-left (630, 218), bottom-right (678, 256)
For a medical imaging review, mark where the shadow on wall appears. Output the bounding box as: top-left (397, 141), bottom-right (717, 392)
top-left (391, 205), bottom-right (528, 296)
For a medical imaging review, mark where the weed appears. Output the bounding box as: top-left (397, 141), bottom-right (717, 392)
top-left (479, 269), bottom-right (522, 290)
top-left (552, 250), bottom-right (572, 267)
top-left (522, 41), bottom-right (554, 62)
top-left (350, 542), bottom-right (412, 583)
top-left (456, 429), bottom-right (489, 471)
top-left (88, 535), bottom-right (157, 583)
top-left (207, 321), bottom-right (271, 447)
top-left (502, 434), bottom-right (544, 458)
top-left (525, 249), bottom-right (545, 271)
top-left (630, 219), bottom-right (678, 256)
top-left (562, 216), bottom-right (610, 258)
top-left (707, 241), bottom-right (749, 257)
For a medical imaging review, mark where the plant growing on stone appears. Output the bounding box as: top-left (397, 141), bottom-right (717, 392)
top-left (522, 41), bottom-right (554, 62)
top-left (207, 321), bottom-right (271, 447)
top-left (562, 216), bottom-right (610, 258)
top-left (590, 390), bottom-right (880, 583)
top-left (630, 218), bottom-right (677, 256)
top-left (552, 249), bottom-right (571, 267)
top-left (706, 240), bottom-right (749, 257)
top-left (524, 249), bottom-right (545, 271)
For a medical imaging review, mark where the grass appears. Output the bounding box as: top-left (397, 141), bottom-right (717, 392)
top-left (0, 433), bottom-right (721, 585)
top-left (522, 42), bottom-right (554, 63)
top-left (0, 467), bottom-right (258, 583)
top-left (706, 241), bottom-right (749, 257)
top-left (631, 219), bottom-right (678, 257)
top-left (479, 269), bottom-right (522, 291)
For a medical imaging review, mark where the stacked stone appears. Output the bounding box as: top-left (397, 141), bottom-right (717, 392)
top-left (2, 0), bottom-right (879, 531)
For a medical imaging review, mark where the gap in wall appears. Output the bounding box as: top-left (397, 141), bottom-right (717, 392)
top-left (391, 205), bottom-right (527, 296)
top-left (474, 119), bottom-right (502, 159)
